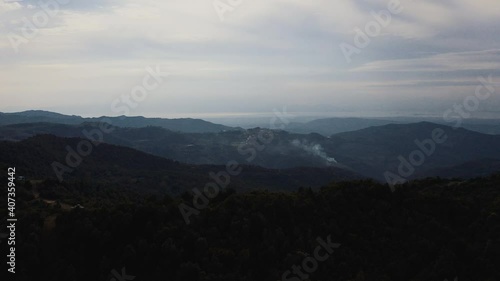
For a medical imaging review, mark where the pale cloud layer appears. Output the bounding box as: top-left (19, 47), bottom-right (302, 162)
top-left (0, 0), bottom-right (499, 118)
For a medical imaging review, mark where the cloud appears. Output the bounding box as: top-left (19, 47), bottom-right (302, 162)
top-left (352, 49), bottom-right (500, 73)
top-left (0, 0), bottom-right (499, 117)
top-left (15, 0), bottom-right (120, 11)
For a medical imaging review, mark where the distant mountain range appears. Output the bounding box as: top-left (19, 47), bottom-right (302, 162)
top-left (0, 110), bottom-right (235, 133)
top-left (4, 115), bottom-right (499, 280)
top-left (285, 117), bottom-right (399, 136)
top-left (0, 122), bottom-right (349, 170)
top-left (3, 111), bottom-right (500, 136)
top-left (284, 117), bottom-right (500, 136)
top-left (326, 122), bottom-right (500, 180)
top-left (0, 134), bottom-right (361, 195)
top-left (1, 119), bottom-right (499, 181)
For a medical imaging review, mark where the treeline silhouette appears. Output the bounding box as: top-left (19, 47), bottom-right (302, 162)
top-left (9, 174), bottom-right (500, 281)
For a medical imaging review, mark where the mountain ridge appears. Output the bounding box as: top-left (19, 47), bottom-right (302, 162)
top-left (0, 134), bottom-right (362, 195)
top-left (0, 110), bottom-right (235, 133)
top-left (1, 120), bottom-right (499, 181)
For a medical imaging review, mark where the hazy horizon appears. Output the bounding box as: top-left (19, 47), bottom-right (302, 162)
top-left (4, 109), bottom-right (500, 128)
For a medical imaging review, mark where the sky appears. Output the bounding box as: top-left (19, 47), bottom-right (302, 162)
top-left (1, 0), bottom-right (500, 118)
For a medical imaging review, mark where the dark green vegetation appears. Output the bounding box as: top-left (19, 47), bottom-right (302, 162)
top-left (414, 159), bottom-right (500, 179)
top-left (4, 174), bottom-right (500, 281)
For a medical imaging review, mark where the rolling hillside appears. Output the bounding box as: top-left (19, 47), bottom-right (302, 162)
top-left (0, 134), bottom-right (361, 195)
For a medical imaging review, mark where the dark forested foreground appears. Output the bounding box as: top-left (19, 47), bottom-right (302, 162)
top-left (6, 174), bottom-right (500, 281)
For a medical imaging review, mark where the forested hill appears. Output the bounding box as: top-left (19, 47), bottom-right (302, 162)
top-left (0, 134), bottom-right (361, 195)
top-left (10, 174), bottom-right (500, 280)
top-left (2, 121), bottom-right (500, 181)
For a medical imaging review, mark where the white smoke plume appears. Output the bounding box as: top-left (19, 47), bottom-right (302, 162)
top-left (291, 139), bottom-right (338, 164)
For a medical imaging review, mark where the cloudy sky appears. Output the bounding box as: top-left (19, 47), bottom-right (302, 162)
top-left (1, 0), bottom-right (499, 118)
